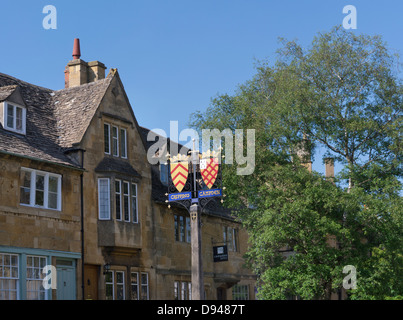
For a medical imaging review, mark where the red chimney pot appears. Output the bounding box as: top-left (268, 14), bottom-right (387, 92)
top-left (72, 38), bottom-right (81, 59)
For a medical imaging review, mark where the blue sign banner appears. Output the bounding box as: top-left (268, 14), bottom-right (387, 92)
top-left (198, 188), bottom-right (222, 198)
top-left (168, 192), bottom-right (192, 202)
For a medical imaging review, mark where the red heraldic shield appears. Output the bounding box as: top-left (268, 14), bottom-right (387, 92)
top-left (170, 161), bottom-right (189, 192)
top-left (200, 157), bottom-right (219, 189)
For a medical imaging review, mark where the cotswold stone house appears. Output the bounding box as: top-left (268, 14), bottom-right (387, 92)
top-left (0, 40), bottom-right (256, 300)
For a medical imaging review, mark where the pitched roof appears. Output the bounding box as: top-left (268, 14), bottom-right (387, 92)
top-left (0, 85), bottom-right (18, 102)
top-left (0, 72), bottom-right (112, 169)
top-left (52, 76), bottom-right (112, 148)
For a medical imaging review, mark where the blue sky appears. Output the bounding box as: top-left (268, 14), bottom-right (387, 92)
top-left (1, 0), bottom-right (402, 175)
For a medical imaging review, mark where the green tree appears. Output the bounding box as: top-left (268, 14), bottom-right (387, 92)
top-left (190, 26), bottom-right (402, 299)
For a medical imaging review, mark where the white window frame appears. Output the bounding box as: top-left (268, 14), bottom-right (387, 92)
top-left (140, 272), bottom-right (149, 300)
top-left (26, 255), bottom-right (47, 300)
top-left (4, 102), bottom-right (26, 135)
top-left (123, 181), bottom-right (130, 222)
top-left (131, 183), bottom-right (138, 223)
top-left (0, 253), bottom-right (19, 300)
top-left (98, 178), bottom-right (111, 220)
top-left (115, 271), bottom-right (125, 300)
top-left (105, 270), bottom-right (114, 300)
top-left (120, 128), bottom-right (127, 159)
top-left (232, 284), bottom-right (249, 300)
top-left (112, 125), bottom-right (119, 157)
top-left (115, 179), bottom-right (122, 221)
top-left (20, 168), bottom-right (62, 211)
top-left (130, 272), bottom-right (139, 300)
top-left (104, 123), bottom-right (111, 155)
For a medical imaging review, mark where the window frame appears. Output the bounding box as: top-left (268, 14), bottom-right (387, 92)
top-left (0, 253), bottom-right (19, 300)
top-left (98, 178), bottom-right (111, 220)
top-left (112, 125), bottom-right (119, 157)
top-left (120, 128), bottom-right (127, 159)
top-left (115, 179), bottom-right (122, 221)
top-left (104, 123), bottom-right (111, 155)
top-left (26, 255), bottom-right (47, 300)
top-left (140, 272), bottom-right (149, 300)
top-left (130, 272), bottom-right (139, 300)
top-left (19, 168), bottom-right (62, 211)
top-left (4, 101), bottom-right (26, 135)
top-left (232, 284), bottom-right (249, 300)
top-left (174, 214), bottom-right (191, 243)
top-left (131, 183), bottom-right (138, 224)
top-left (123, 181), bottom-right (130, 222)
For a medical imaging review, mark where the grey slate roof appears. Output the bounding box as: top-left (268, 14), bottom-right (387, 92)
top-left (0, 72), bottom-right (112, 169)
top-left (95, 157), bottom-right (142, 178)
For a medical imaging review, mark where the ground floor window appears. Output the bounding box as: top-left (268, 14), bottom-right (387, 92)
top-left (105, 270), bottom-right (125, 300)
top-left (0, 253), bottom-right (19, 300)
top-left (174, 281), bottom-right (191, 300)
top-left (26, 256), bottom-right (47, 300)
top-left (232, 284), bottom-right (249, 300)
top-left (0, 248), bottom-right (79, 300)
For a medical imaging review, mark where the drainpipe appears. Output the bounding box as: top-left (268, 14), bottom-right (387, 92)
top-left (80, 149), bottom-right (86, 300)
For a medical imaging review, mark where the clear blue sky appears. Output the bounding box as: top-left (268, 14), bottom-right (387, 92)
top-left (1, 0), bottom-right (402, 174)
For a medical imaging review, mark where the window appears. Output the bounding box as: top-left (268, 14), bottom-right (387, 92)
top-left (100, 179), bottom-right (139, 223)
top-left (160, 163), bottom-right (168, 185)
top-left (120, 128), bottom-right (127, 158)
top-left (105, 270), bottom-right (125, 300)
top-left (131, 184), bottom-right (138, 223)
top-left (104, 123), bottom-right (110, 154)
top-left (140, 273), bottom-right (149, 300)
top-left (104, 122), bottom-right (127, 159)
top-left (4, 102), bottom-right (26, 134)
top-left (123, 181), bottom-right (130, 222)
top-left (116, 271), bottom-right (125, 300)
top-left (131, 272), bottom-right (139, 300)
top-left (105, 271), bottom-right (114, 300)
top-left (112, 126), bottom-right (119, 157)
top-left (223, 226), bottom-right (239, 252)
top-left (0, 253), bottom-right (19, 300)
top-left (186, 217), bottom-right (191, 243)
top-left (115, 180), bottom-right (122, 220)
top-left (174, 281), bottom-right (191, 300)
top-left (19, 168), bottom-right (61, 211)
top-left (26, 256), bottom-right (47, 300)
top-left (232, 285), bottom-right (249, 300)
top-left (98, 178), bottom-right (110, 220)
top-left (174, 215), bottom-right (191, 243)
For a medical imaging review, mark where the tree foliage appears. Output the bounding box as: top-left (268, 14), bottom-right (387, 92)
top-left (190, 26), bottom-right (402, 299)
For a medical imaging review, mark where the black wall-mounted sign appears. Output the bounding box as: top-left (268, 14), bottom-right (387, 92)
top-left (213, 245), bottom-right (228, 262)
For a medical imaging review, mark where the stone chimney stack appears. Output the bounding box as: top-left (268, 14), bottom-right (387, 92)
top-left (65, 38), bottom-right (106, 88)
top-left (296, 135), bottom-right (312, 172)
top-left (324, 157), bottom-right (335, 179)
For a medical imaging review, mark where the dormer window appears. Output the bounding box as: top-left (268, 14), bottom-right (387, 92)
top-left (4, 102), bottom-right (26, 134)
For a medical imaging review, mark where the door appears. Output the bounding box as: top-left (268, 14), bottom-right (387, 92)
top-left (56, 260), bottom-right (76, 300)
top-left (84, 264), bottom-right (99, 300)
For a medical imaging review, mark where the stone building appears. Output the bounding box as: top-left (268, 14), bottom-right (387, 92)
top-left (0, 40), bottom-right (256, 300)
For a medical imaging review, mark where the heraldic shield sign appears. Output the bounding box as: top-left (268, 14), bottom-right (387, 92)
top-left (200, 157), bottom-right (219, 189)
top-left (170, 161), bottom-right (189, 192)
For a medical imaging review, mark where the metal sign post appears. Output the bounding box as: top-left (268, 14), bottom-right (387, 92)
top-left (165, 140), bottom-right (223, 300)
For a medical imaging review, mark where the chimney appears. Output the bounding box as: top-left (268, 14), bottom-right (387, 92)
top-left (87, 61), bottom-right (106, 82)
top-left (64, 38), bottom-right (106, 88)
top-left (324, 157), bottom-right (335, 179)
top-left (296, 135), bottom-right (312, 172)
